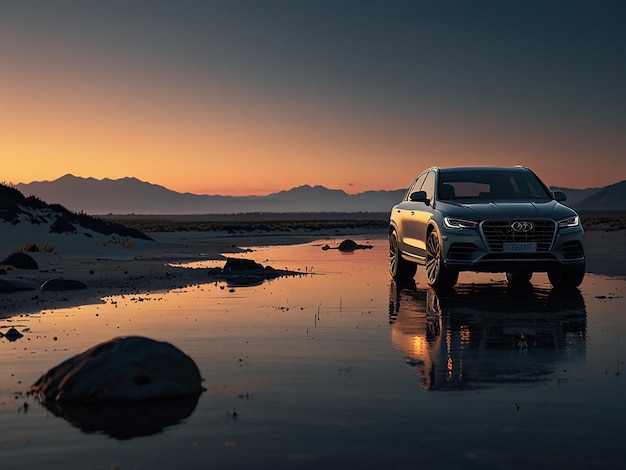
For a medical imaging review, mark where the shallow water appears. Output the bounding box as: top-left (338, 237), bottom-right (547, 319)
top-left (1, 235), bottom-right (625, 469)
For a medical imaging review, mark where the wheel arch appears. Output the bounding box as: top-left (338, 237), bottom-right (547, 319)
top-left (389, 220), bottom-right (399, 236)
top-left (426, 220), bottom-right (439, 238)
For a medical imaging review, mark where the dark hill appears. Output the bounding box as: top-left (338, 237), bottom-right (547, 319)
top-left (0, 182), bottom-right (152, 240)
top-left (550, 186), bottom-right (603, 208)
top-left (575, 181), bottom-right (626, 211)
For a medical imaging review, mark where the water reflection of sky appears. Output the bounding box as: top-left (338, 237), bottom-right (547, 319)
top-left (1, 236), bottom-right (626, 469)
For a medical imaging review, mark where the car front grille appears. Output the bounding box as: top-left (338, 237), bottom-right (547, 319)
top-left (481, 220), bottom-right (556, 252)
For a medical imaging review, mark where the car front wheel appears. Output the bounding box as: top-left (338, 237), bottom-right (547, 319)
top-left (548, 264), bottom-right (585, 289)
top-left (389, 230), bottom-right (417, 280)
top-left (425, 228), bottom-right (458, 289)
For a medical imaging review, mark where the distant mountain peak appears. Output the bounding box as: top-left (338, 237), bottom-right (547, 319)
top-left (275, 184), bottom-right (347, 195)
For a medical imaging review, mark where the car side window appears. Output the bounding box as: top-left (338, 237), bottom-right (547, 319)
top-left (421, 171), bottom-right (435, 202)
top-left (405, 174), bottom-right (426, 201)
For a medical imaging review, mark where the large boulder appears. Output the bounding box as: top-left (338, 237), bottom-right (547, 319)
top-left (1, 252), bottom-right (39, 270)
top-left (30, 336), bottom-right (203, 403)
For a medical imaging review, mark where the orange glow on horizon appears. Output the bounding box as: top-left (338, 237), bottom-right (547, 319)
top-left (2, 53), bottom-right (622, 195)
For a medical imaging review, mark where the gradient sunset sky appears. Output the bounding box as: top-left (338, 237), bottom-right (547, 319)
top-left (1, 1), bottom-right (624, 196)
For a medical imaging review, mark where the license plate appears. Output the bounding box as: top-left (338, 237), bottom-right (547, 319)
top-left (503, 242), bottom-right (537, 253)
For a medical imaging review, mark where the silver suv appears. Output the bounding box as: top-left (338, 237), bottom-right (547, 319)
top-left (389, 166), bottom-right (585, 289)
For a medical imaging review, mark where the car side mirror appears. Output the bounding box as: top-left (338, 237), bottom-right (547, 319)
top-left (409, 190), bottom-right (429, 203)
top-left (553, 190), bottom-right (567, 202)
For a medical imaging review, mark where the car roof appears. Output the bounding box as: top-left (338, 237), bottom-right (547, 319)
top-left (436, 165), bottom-right (530, 173)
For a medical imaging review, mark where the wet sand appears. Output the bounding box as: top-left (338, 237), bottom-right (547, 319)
top-left (1, 225), bottom-right (624, 320)
top-left (0, 227), bottom-right (382, 319)
top-left (583, 229), bottom-right (626, 277)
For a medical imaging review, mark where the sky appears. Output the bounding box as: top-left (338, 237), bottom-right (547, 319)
top-left (1, 0), bottom-right (624, 196)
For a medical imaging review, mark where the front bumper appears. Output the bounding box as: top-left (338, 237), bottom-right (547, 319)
top-left (441, 226), bottom-right (585, 273)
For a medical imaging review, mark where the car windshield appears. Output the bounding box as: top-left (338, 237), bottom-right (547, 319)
top-left (438, 169), bottom-right (552, 201)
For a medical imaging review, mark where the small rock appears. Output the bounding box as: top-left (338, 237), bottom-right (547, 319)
top-left (338, 239), bottom-right (372, 252)
top-left (223, 258), bottom-right (264, 271)
top-left (322, 239), bottom-right (373, 252)
top-left (4, 327), bottom-right (24, 341)
top-left (40, 278), bottom-right (88, 291)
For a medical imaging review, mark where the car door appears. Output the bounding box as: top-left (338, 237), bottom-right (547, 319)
top-left (399, 171), bottom-right (434, 260)
top-left (409, 171), bottom-right (436, 257)
top-left (393, 173), bottom-right (426, 255)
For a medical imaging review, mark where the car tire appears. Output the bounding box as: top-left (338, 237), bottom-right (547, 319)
top-left (548, 263), bottom-right (585, 289)
top-left (389, 229), bottom-right (417, 280)
top-left (425, 227), bottom-right (458, 289)
top-left (506, 271), bottom-right (533, 284)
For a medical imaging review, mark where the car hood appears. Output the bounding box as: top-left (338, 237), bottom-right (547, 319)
top-left (436, 200), bottom-right (577, 220)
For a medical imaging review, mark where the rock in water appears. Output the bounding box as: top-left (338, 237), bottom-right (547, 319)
top-left (4, 327), bottom-right (24, 341)
top-left (30, 336), bottom-right (203, 403)
top-left (223, 258), bottom-right (264, 271)
top-left (337, 239), bottom-right (373, 252)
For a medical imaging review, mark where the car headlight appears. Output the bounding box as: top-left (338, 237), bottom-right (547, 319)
top-left (443, 217), bottom-right (478, 229)
top-left (558, 216), bottom-right (580, 228)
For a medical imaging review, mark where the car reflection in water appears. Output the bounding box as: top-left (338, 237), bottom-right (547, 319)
top-left (389, 280), bottom-right (586, 390)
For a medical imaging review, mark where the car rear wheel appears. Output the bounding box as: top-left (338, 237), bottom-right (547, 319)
top-left (548, 264), bottom-right (585, 289)
top-left (389, 230), bottom-right (417, 279)
top-left (506, 271), bottom-right (533, 284)
top-left (425, 228), bottom-right (458, 289)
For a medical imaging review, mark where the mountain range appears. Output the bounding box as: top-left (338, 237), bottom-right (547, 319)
top-left (14, 174), bottom-right (626, 215)
top-left (16, 175), bottom-right (406, 215)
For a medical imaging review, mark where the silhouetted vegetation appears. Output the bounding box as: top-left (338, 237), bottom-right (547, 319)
top-left (582, 217), bottom-right (626, 231)
top-left (102, 217), bottom-right (388, 234)
top-left (105, 212), bottom-right (626, 234)
top-left (0, 182), bottom-right (152, 240)
top-left (11, 242), bottom-right (56, 254)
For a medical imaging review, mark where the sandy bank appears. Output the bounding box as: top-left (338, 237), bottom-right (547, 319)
top-left (0, 227), bottom-right (381, 319)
